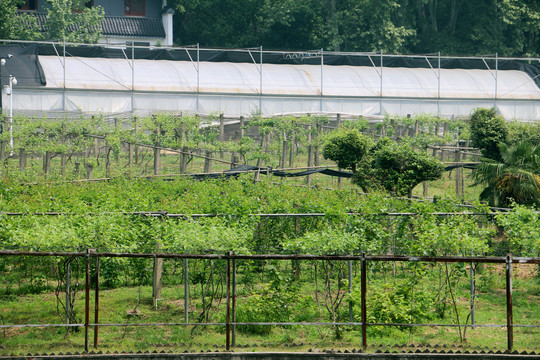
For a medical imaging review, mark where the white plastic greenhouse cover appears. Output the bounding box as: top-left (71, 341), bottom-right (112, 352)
top-left (12, 55), bottom-right (540, 120)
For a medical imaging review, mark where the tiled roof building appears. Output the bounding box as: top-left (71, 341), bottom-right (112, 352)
top-left (17, 0), bottom-right (173, 46)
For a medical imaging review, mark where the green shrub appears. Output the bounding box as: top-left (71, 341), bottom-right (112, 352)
top-left (470, 108), bottom-right (508, 161)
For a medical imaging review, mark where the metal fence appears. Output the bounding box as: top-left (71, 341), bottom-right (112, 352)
top-left (0, 250), bottom-right (539, 353)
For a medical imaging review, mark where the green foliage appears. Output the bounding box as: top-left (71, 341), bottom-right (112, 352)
top-left (1, 0), bottom-right (104, 43)
top-left (45, 0), bottom-right (104, 43)
top-left (352, 140), bottom-right (444, 197)
top-left (322, 130), bottom-right (373, 172)
top-left (470, 108), bottom-right (508, 161)
top-left (0, 0), bottom-right (40, 40)
top-left (472, 141), bottom-right (540, 207)
top-left (352, 274), bottom-right (435, 326)
top-left (172, 0), bottom-right (540, 56)
top-left (495, 204), bottom-right (540, 256)
top-left (507, 121), bottom-right (540, 146)
top-left (236, 264), bottom-right (298, 335)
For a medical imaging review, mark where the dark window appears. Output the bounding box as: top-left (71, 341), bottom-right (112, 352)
top-left (18, 0), bottom-right (38, 10)
top-left (72, 0), bottom-right (94, 12)
top-left (124, 0), bottom-right (145, 16)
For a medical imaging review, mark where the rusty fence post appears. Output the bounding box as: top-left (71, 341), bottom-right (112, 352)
top-left (361, 252), bottom-right (367, 351)
top-left (185, 259), bottom-right (189, 324)
top-left (506, 254), bottom-right (513, 351)
top-left (232, 257), bottom-right (237, 347)
top-left (84, 249), bottom-right (91, 353)
top-left (348, 260), bottom-right (353, 323)
top-left (94, 256), bottom-right (100, 348)
top-left (226, 252), bottom-right (231, 351)
top-left (65, 261), bottom-right (71, 326)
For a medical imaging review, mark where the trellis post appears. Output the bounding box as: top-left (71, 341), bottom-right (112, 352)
top-left (232, 257), bottom-right (237, 347)
top-left (506, 254), bottom-right (513, 351)
top-left (348, 260), bottom-right (353, 323)
top-left (184, 259), bottom-right (189, 324)
top-left (94, 256), bottom-right (100, 348)
top-left (361, 252), bottom-right (367, 350)
top-left (84, 249), bottom-right (91, 353)
top-left (226, 252), bottom-right (232, 351)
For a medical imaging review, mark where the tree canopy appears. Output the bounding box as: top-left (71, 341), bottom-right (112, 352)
top-left (323, 131), bottom-right (444, 196)
top-left (1, 0), bottom-right (103, 43)
top-left (171, 0), bottom-right (540, 56)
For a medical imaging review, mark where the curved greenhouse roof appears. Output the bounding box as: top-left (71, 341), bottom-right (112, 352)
top-left (1, 43), bottom-right (539, 120)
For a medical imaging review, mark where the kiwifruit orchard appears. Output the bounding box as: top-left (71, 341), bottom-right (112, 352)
top-left (0, 111), bottom-right (538, 354)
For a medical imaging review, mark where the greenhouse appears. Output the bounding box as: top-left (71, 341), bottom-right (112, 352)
top-left (1, 42), bottom-right (539, 121)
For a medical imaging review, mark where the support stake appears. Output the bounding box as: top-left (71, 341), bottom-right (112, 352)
top-left (361, 252), bottom-right (367, 350)
top-left (226, 252), bottom-right (232, 351)
top-left (84, 249), bottom-right (91, 353)
top-left (506, 254), bottom-right (513, 351)
top-left (94, 256), bottom-right (100, 348)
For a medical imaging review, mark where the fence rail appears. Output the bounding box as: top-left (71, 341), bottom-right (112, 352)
top-left (0, 250), bottom-right (538, 353)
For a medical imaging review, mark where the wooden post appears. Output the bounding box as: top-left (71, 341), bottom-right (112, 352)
top-left (336, 113), bottom-right (342, 128)
top-left (455, 150), bottom-right (462, 198)
top-left (105, 141), bottom-right (111, 179)
top-left (84, 147), bottom-right (93, 180)
top-left (44, 151), bottom-right (52, 175)
top-left (85, 163), bottom-right (93, 180)
top-left (230, 153), bottom-right (239, 169)
top-left (414, 119), bottom-right (419, 136)
top-left (180, 146), bottom-right (188, 173)
top-left (239, 116), bottom-right (245, 138)
top-left (288, 134), bottom-right (295, 168)
top-left (219, 113), bottom-right (225, 142)
top-left (152, 245), bottom-right (163, 309)
top-left (281, 132), bottom-right (287, 169)
top-left (314, 123), bottom-right (321, 166)
top-left (220, 114), bottom-right (225, 160)
top-left (204, 151), bottom-right (212, 173)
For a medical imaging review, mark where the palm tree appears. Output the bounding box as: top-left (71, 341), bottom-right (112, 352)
top-left (472, 141), bottom-right (540, 207)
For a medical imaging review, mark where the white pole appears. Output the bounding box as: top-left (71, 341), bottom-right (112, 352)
top-left (9, 75), bottom-right (14, 155)
top-left (63, 41), bottom-right (66, 112)
top-left (259, 46), bottom-right (263, 113)
top-left (438, 52), bottom-right (441, 117)
top-left (197, 43), bottom-right (200, 113)
top-left (380, 51), bottom-right (383, 116)
top-left (495, 53), bottom-right (498, 107)
top-left (320, 48), bottom-right (324, 112)
top-left (132, 42), bottom-right (135, 113)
